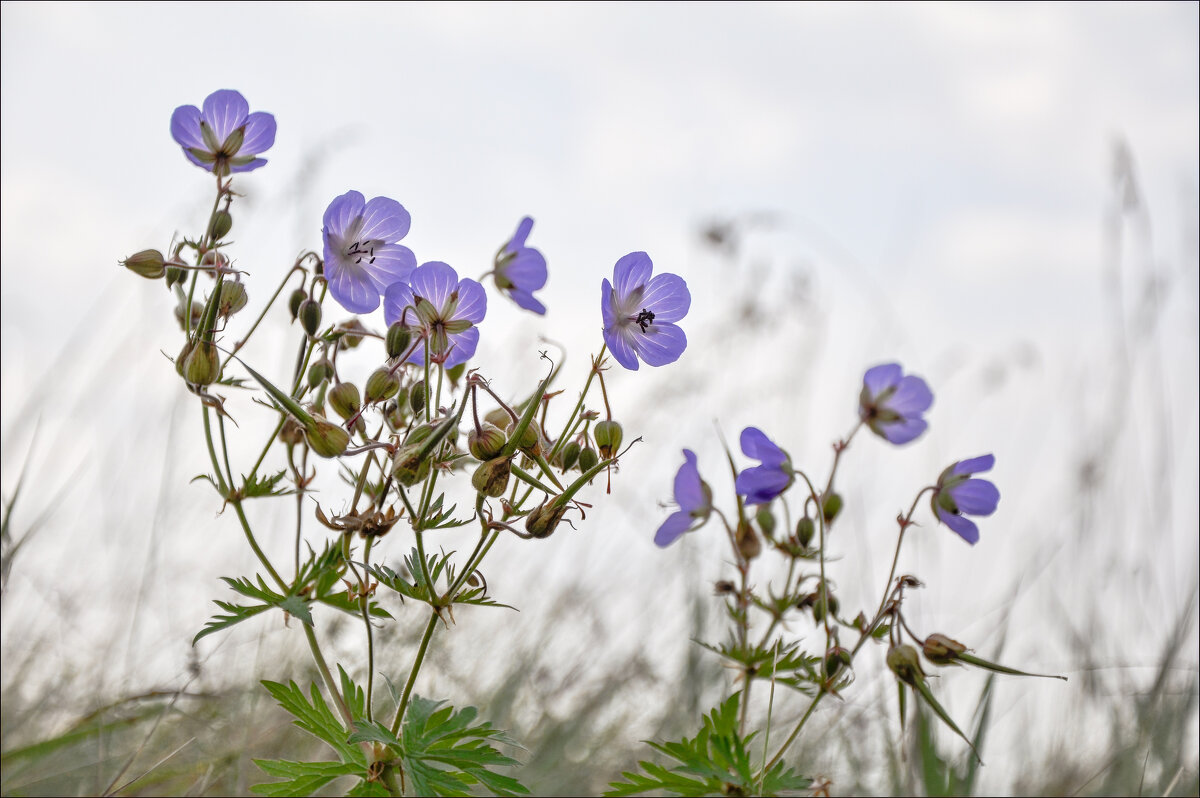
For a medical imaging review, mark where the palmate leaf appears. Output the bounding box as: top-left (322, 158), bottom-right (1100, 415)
top-left (606, 694), bottom-right (812, 798)
top-left (260, 679), bottom-right (367, 767)
top-left (383, 695), bottom-right (529, 797)
top-left (248, 759), bottom-right (360, 797)
top-left (193, 574), bottom-right (314, 644)
top-left (241, 468), bottom-right (295, 499)
top-left (698, 638), bottom-right (822, 687)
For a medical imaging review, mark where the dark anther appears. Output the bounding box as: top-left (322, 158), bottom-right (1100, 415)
top-left (635, 308), bottom-right (655, 332)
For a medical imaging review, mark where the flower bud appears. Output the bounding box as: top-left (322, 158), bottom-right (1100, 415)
top-left (471, 456), bottom-right (513, 497)
top-left (391, 443), bottom-right (432, 486)
top-left (525, 501), bottom-right (569, 539)
top-left (307, 358), bottom-right (334, 390)
top-left (469, 423), bottom-right (507, 461)
top-left (922, 633), bottom-right (968, 666)
top-left (165, 265), bottom-right (187, 288)
top-left (305, 415), bottom-right (350, 458)
top-left (199, 249), bottom-right (229, 271)
top-left (365, 368), bottom-right (401, 404)
top-left (409, 380), bottom-right (427, 415)
top-left (298, 299), bottom-right (322, 337)
top-left (736, 521), bottom-right (762, 560)
top-left (328, 382), bottom-right (361, 421)
top-left (577, 446), bottom-right (599, 473)
top-left (386, 322), bottom-right (413, 359)
top-left (279, 416), bottom-right (306, 447)
top-left (483, 408), bottom-right (512, 429)
top-left (182, 341), bottom-right (220, 385)
top-left (796, 517), bottom-right (815, 548)
top-left (340, 319), bottom-right (366, 349)
top-left (122, 249), bottom-right (166, 279)
top-left (810, 589), bottom-right (839, 622)
top-left (822, 492), bottom-right (844, 524)
top-left (217, 280), bottom-right (248, 317)
top-left (509, 422), bottom-right (539, 453)
top-left (886, 644), bottom-right (926, 686)
top-left (755, 505), bottom-right (776, 538)
top-left (288, 288), bottom-right (307, 321)
top-left (175, 299), bottom-right (203, 331)
top-left (824, 646), bottom-right (852, 679)
top-left (208, 210), bottom-right (233, 241)
top-left (593, 420), bottom-right (623, 458)
top-left (560, 441), bottom-right (581, 471)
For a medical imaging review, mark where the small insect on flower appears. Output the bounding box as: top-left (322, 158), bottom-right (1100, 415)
top-left (601, 252), bottom-right (690, 370)
top-left (170, 89), bottom-right (276, 176)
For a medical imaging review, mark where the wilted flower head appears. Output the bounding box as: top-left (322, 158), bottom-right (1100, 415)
top-left (655, 449), bottom-right (712, 547)
top-left (322, 191), bottom-right (417, 314)
top-left (601, 252), bottom-right (690, 371)
top-left (493, 217), bottom-right (548, 314)
top-left (931, 454), bottom-right (1000, 544)
top-left (384, 261), bottom-right (486, 369)
top-left (734, 427), bottom-right (793, 505)
top-left (859, 363), bottom-right (933, 445)
top-left (170, 89), bottom-right (276, 176)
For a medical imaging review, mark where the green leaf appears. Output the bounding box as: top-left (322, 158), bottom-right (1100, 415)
top-left (192, 574), bottom-right (315, 644)
top-left (396, 695), bottom-right (529, 797)
top-left (241, 469), bottom-right (295, 499)
top-left (261, 680), bottom-right (366, 767)
top-left (249, 759), bottom-right (359, 797)
top-left (606, 694), bottom-right (812, 797)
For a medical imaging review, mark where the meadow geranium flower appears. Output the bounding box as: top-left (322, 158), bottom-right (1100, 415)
top-left (655, 449), bottom-right (712, 547)
top-left (859, 363), bottom-right (933, 445)
top-left (601, 252), bottom-right (690, 371)
top-left (492, 217), bottom-right (548, 314)
top-left (734, 427), bottom-right (793, 505)
top-left (931, 454), bottom-right (1000, 544)
top-left (383, 261), bottom-right (486, 369)
top-left (322, 191), bottom-right (417, 314)
top-left (170, 89), bottom-right (276, 176)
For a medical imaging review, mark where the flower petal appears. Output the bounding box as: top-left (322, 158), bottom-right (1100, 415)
top-left (506, 217), bottom-right (534, 253)
top-left (673, 450), bottom-right (705, 513)
top-left (885, 374), bottom-right (933, 415)
top-left (740, 427), bottom-right (786, 467)
top-left (239, 111), bottom-right (277, 156)
top-left (170, 105), bottom-right (204, 150)
top-left (936, 506), bottom-right (980, 544)
top-left (202, 89), bottom-right (249, 144)
top-left (632, 322), bottom-right (687, 367)
top-left (654, 511), bottom-right (693, 547)
top-left (383, 282), bottom-right (417, 327)
top-left (504, 250), bottom-right (547, 292)
top-left (325, 260), bottom-right (379, 314)
top-left (409, 262), bottom-right (458, 310)
top-left (364, 244), bottom-right (417, 294)
top-left (601, 278), bottom-right (618, 329)
top-left (604, 324), bottom-right (640, 371)
top-left (613, 251), bottom-right (653, 299)
top-left (360, 196), bottom-right (411, 243)
top-left (324, 191), bottom-right (367, 240)
top-left (953, 454), bottom-right (996, 477)
top-left (229, 157), bottom-right (268, 173)
top-left (508, 289), bottom-right (547, 315)
top-left (736, 465), bottom-right (791, 505)
top-left (949, 478), bottom-right (1000, 516)
top-left (879, 417), bottom-right (928, 445)
top-left (441, 327), bottom-right (480, 368)
top-left (640, 272), bottom-right (691, 324)
top-left (453, 278), bottom-right (488, 324)
top-left (863, 363), bottom-right (902, 396)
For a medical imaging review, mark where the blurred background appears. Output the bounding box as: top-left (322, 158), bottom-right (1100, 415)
top-left (2, 2), bottom-right (1197, 795)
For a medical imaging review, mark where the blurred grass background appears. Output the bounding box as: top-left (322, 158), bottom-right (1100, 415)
top-left (2, 3), bottom-right (1197, 796)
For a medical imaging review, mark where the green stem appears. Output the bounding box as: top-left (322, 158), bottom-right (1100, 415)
top-left (222, 264), bottom-right (305, 370)
top-left (390, 611), bottom-right (440, 735)
top-left (232, 500), bottom-right (287, 593)
top-left (303, 623), bottom-right (356, 730)
top-left (201, 406), bottom-right (230, 495)
top-left (547, 344), bottom-right (606, 462)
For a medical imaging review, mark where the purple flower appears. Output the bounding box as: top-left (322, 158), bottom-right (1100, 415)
top-left (601, 252), bottom-right (690, 371)
top-left (859, 363), bottom-right (933, 445)
top-left (322, 191), bottom-right (417, 314)
top-left (931, 454), bottom-right (1000, 545)
top-left (383, 262), bottom-right (486, 369)
top-left (493, 217), bottom-right (548, 314)
top-left (655, 449), bottom-right (712, 547)
top-left (734, 427), bottom-right (793, 505)
top-left (170, 89), bottom-right (276, 176)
